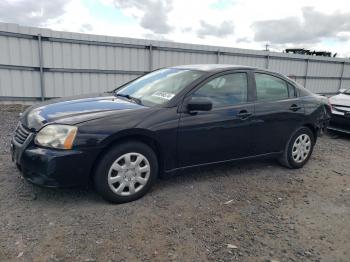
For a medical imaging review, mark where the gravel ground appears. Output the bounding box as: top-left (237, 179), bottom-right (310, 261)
top-left (0, 110), bottom-right (349, 262)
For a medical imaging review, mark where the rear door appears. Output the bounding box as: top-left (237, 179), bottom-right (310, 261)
top-left (252, 72), bottom-right (305, 155)
top-left (177, 71), bottom-right (255, 167)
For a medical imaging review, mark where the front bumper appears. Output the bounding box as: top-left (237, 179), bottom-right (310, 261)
top-left (328, 113), bottom-right (350, 134)
top-left (11, 138), bottom-right (98, 188)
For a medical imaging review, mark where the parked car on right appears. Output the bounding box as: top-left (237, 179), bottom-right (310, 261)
top-left (328, 88), bottom-right (350, 134)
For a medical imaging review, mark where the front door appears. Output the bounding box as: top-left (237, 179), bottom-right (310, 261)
top-left (177, 71), bottom-right (255, 167)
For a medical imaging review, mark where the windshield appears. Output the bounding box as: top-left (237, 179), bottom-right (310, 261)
top-left (116, 68), bottom-right (205, 106)
top-left (344, 88), bottom-right (350, 95)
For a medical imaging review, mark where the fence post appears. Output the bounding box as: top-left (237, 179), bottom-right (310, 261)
top-left (216, 50), bottom-right (220, 64)
top-left (304, 59), bottom-right (309, 88)
top-left (265, 53), bottom-right (269, 69)
top-left (338, 61), bottom-right (345, 91)
top-left (37, 34), bottom-right (45, 101)
top-left (149, 44), bottom-right (153, 71)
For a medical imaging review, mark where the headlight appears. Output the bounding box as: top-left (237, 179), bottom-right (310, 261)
top-left (35, 125), bottom-right (78, 149)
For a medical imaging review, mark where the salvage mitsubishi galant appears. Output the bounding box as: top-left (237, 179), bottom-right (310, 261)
top-left (11, 65), bottom-right (331, 203)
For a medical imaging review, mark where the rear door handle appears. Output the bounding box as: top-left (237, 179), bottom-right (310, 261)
top-left (289, 104), bottom-right (302, 111)
top-left (237, 110), bottom-right (252, 119)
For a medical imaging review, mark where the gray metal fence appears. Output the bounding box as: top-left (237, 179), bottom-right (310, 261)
top-left (1, 22), bottom-right (350, 103)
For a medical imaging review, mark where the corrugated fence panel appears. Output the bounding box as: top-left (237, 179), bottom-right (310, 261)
top-left (343, 64), bottom-right (350, 78)
top-left (307, 79), bottom-right (340, 93)
top-left (341, 80), bottom-right (350, 89)
top-left (0, 69), bottom-right (41, 97)
top-left (44, 73), bottom-right (138, 97)
top-left (0, 22), bottom-right (349, 103)
top-left (308, 61), bottom-right (343, 77)
top-left (42, 40), bottom-right (150, 71)
top-left (269, 59), bottom-right (307, 76)
top-left (220, 55), bottom-right (266, 68)
top-left (153, 50), bottom-right (217, 68)
top-left (0, 36), bottom-right (39, 67)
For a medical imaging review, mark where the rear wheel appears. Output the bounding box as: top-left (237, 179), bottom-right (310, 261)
top-left (94, 141), bottom-right (158, 203)
top-left (279, 127), bottom-right (315, 169)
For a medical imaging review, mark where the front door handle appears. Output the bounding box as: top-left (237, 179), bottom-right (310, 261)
top-left (237, 110), bottom-right (252, 119)
top-left (289, 104), bottom-right (302, 111)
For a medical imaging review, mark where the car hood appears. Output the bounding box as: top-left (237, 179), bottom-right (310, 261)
top-left (21, 93), bottom-right (147, 130)
top-left (329, 93), bottom-right (350, 106)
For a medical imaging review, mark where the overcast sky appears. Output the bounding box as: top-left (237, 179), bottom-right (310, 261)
top-left (1, 0), bottom-right (350, 57)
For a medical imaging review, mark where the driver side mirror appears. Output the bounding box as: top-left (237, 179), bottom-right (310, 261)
top-left (187, 97), bottom-right (212, 112)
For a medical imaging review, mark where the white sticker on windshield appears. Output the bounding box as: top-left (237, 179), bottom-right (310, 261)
top-left (152, 91), bottom-right (175, 100)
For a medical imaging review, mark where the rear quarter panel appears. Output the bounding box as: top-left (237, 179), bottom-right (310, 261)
top-left (300, 95), bottom-right (330, 133)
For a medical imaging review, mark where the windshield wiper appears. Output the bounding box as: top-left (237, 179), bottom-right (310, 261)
top-left (115, 93), bottom-right (142, 105)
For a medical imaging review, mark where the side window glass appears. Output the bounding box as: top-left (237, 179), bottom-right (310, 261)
top-left (288, 83), bottom-right (296, 97)
top-left (255, 73), bottom-right (289, 101)
top-left (192, 73), bottom-right (248, 108)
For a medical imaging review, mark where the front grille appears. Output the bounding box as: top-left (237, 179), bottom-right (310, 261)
top-left (332, 104), bottom-right (350, 113)
top-left (14, 123), bottom-right (31, 145)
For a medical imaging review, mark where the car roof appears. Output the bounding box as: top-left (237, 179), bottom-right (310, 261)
top-left (170, 64), bottom-right (301, 84)
top-left (169, 64), bottom-right (306, 91)
top-left (170, 64), bottom-right (258, 72)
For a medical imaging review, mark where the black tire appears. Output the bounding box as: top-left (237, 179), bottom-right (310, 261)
top-left (279, 127), bottom-right (315, 169)
top-left (94, 141), bottom-right (158, 203)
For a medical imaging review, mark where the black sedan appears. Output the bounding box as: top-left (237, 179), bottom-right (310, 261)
top-left (11, 64), bottom-right (331, 203)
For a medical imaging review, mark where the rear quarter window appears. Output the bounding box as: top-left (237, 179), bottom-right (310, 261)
top-left (288, 83), bottom-right (297, 97)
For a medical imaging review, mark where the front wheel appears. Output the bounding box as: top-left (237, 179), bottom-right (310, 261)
top-left (279, 127), bottom-right (315, 169)
top-left (94, 141), bottom-right (158, 203)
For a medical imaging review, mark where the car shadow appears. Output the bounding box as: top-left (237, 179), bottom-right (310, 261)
top-left (326, 130), bottom-right (350, 141)
top-left (151, 157), bottom-right (295, 194)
